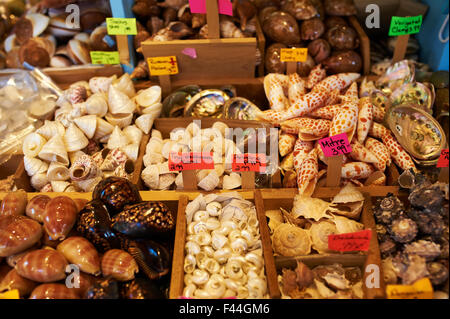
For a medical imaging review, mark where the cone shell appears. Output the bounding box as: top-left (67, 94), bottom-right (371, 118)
top-left (73, 176), bottom-right (102, 193)
top-left (107, 126), bottom-right (129, 150)
top-left (89, 75), bottom-right (117, 94)
top-left (74, 115), bottom-right (97, 139)
top-left (31, 173), bottom-right (49, 191)
top-left (105, 112), bottom-right (133, 129)
top-left (141, 102), bottom-right (163, 119)
top-left (29, 283), bottom-right (79, 299)
top-left (43, 196), bottom-right (78, 241)
top-left (135, 114), bottom-right (154, 134)
top-left (85, 93), bottom-right (108, 117)
top-left (94, 118), bottom-right (114, 141)
top-left (64, 123), bottom-right (89, 153)
top-left (47, 161), bottom-right (70, 182)
top-left (38, 135), bottom-right (69, 166)
top-left (123, 125), bottom-right (143, 145)
top-left (135, 86), bottom-right (162, 108)
top-left (27, 13), bottom-right (50, 37)
top-left (332, 184), bottom-right (364, 203)
top-left (57, 237), bottom-right (101, 276)
top-left (26, 195), bottom-right (51, 223)
top-left (101, 249), bottom-right (138, 281)
top-left (50, 181), bottom-right (71, 193)
top-left (108, 85), bottom-right (136, 114)
top-left (0, 190), bottom-right (27, 217)
top-left (23, 133), bottom-right (47, 158)
top-left (24, 156), bottom-right (48, 177)
top-left (120, 143), bottom-right (139, 162)
top-left (0, 268), bottom-right (37, 297)
top-left (112, 73), bottom-right (136, 98)
top-left (0, 216), bottom-right (42, 257)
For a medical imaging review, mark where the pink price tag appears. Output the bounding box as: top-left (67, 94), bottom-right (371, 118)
top-left (189, 0), bottom-right (233, 16)
top-left (318, 133), bottom-right (352, 157)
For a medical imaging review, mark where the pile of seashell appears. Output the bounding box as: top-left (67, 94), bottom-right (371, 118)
top-left (2, 1), bottom-right (112, 69)
top-left (266, 184), bottom-right (365, 256)
top-left (22, 73), bottom-right (162, 192)
top-left (141, 121), bottom-right (244, 191)
top-left (182, 192), bottom-right (268, 299)
top-left (279, 261), bottom-right (364, 299)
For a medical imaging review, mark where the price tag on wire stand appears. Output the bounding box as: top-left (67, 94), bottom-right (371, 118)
top-left (232, 153), bottom-right (267, 173)
top-left (168, 152), bottom-right (214, 171)
top-left (147, 56), bottom-right (179, 76)
top-left (90, 51), bottom-right (120, 65)
top-left (106, 18), bottom-right (137, 35)
top-left (328, 229), bottom-right (372, 252)
top-left (280, 48), bottom-right (308, 62)
top-left (388, 15), bottom-right (422, 36)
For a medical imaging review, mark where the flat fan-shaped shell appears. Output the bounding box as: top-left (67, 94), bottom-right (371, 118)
top-left (272, 223), bottom-right (311, 256)
top-left (223, 173), bottom-right (241, 190)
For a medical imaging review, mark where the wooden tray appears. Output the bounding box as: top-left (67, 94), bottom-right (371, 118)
top-left (169, 191), bottom-right (280, 299)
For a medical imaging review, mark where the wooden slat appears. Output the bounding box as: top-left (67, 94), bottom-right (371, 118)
top-left (255, 17), bottom-right (266, 77)
top-left (254, 190), bottom-right (281, 299)
top-left (131, 134), bottom-right (149, 189)
top-left (349, 15), bottom-right (371, 75)
top-left (275, 254), bottom-right (367, 270)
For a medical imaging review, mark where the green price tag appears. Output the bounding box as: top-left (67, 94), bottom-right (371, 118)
top-left (389, 15), bottom-right (422, 36)
top-left (90, 51), bottom-right (120, 65)
top-left (106, 18), bottom-right (137, 35)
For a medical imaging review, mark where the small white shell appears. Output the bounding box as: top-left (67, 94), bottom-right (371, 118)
top-left (193, 289), bottom-right (211, 299)
top-left (247, 277), bottom-right (267, 298)
top-left (191, 269), bottom-right (209, 286)
top-left (214, 247), bottom-right (232, 264)
top-left (204, 258), bottom-right (220, 274)
top-left (230, 238), bottom-right (248, 254)
top-left (74, 114), bottom-right (97, 139)
top-left (183, 283), bottom-right (196, 298)
top-left (184, 254), bottom-right (196, 274)
top-left (224, 278), bottom-right (240, 291)
top-left (175, 172), bottom-right (183, 189)
top-left (108, 85), bottom-right (136, 114)
top-left (228, 230), bottom-right (242, 242)
top-left (73, 176), bottom-right (102, 192)
top-left (105, 112), bottom-right (133, 129)
top-left (195, 232), bottom-right (212, 246)
top-left (47, 161), bottom-right (70, 181)
top-left (64, 123), bottom-right (89, 152)
top-left (93, 118), bottom-right (114, 141)
top-left (24, 156), bottom-right (48, 177)
top-left (205, 218), bottom-right (220, 231)
top-left (31, 173), bottom-right (49, 191)
top-left (23, 133), bottom-right (47, 158)
top-left (38, 134), bottom-right (69, 166)
top-left (237, 286), bottom-right (249, 299)
top-left (135, 86), bottom-right (162, 107)
top-left (135, 114), bottom-right (154, 134)
top-left (36, 120), bottom-right (65, 140)
top-left (146, 137), bottom-right (163, 155)
top-left (123, 125), bottom-right (143, 145)
top-left (85, 93), bottom-right (108, 117)
top-left (198, 171), bottom-right (220, 191)
top-left (51, 180), bottom-right (71, 192)
top-left (185, 241), bottom-right (201, 255)
top-left (205, 274), bottom-right (226, 298)
top-left (223, 172), bottom-right (242, 190)
top-left (206, 202), bottom-right (222, 216)
top-left (120, 143), bottom-right (139, 162)
top-left (193, 210), bottom-right (209, 222)
top-left (223, 289), bottom-right (237, 298)
top-left (211, 232), bottom-right (228, 250)
top-left (107, 126), bottom-right (129, 150)
top-left (112, 73), bottom-right (136, 98)
top-left (245, 251), bottom-right (263, 270)
top-left (151, 129), bottom-right (162, 140)
top-left (225, 259), bottom-right (244, 280)
top-left (143, 153), bottom-right (164, 167)
top-left (186, 122), bottom-right (201, 137)
top-left (141, 165), bottom-right (159, 189)
top-left (184, 274), bottom-right (193, 286)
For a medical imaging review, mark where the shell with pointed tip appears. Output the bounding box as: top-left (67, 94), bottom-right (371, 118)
top-left (120, 143), bottom-right (140, 162)
top-left (85, 93), bottom-right (108, 117)
top-left (70, 154), bottom-right (99, 181)
top-left (36, 120), bottom-right (65, 140)
top-left (23, 133), bottom-right (47, 158)
top-left (105, 112), bottom-right (133, 129)
top-left (101, 249), bottom-right (139, 281)
top-left (135, 114), bottom-right (154, 134)
top-left (50, 181), bottom-right (71, 193)
top-left (141, 102), bottom-right (163, 119)
top-left (112, 73), bottom-right (136, 98)
top-left (107, 126), bottom-right (129, 150)
top-left (0, 268), bottom-right (37, 297)
top-left (135, 86), bottom-right (162, 108)
top-left (26, 195), bottom-right (51, 223)
top-left (23, 156), bottom-right (48, 177)
top-left (93, 118), bottom-right (114, 141)
top-left (108, 85), bottom-right (136, 114)
top-left (46, 162), bottom-right (70, 181)
top-left (57, 237), bottom-right (101, 276)
top-left (0, 216), bottom-right (42, 257)
top-left (74, 115), bottom-right (97, 139)
top-left (89, 75), bottom-right (117, 94)
top-left (38, 135), bottom-right (69, 166)
top-left (43, 196), bottom-right (78, 241)
top-left (0, 190), bottom-right (27, 217)
top-left (341, 162), bottom-right (375, 180)
top-left (123, 125), bottom-right (143, 145)
top-left (63, 123), bottom-right (89, 153)
top-left (31, 174), bottom-right (49, 191)
top-left (30, 283), bottom-right (79, 299)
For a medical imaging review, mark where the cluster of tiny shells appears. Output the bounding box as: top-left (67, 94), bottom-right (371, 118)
top-left (182, 193), bottom-right (268, 299)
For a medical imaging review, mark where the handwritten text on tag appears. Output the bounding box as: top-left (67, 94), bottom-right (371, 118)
top-left (319, 133), bottom-right (352, 157)
top-left (280, 48), bottom-right (308, 62)
top-left (169, 152), bottom-right (214, 171)
top-left (147, 56), bottom-right (179, 76)
top-left (437, 149), bottom-right (449, 168)
top-left (328, 229), bottom-right (372, 252)
top-left (232, 154), bottom-right (267, 173)
top-left (106, 18), bottom-right (137, 35)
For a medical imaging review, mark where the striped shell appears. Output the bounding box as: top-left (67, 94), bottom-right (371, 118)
top-left (57, 237), bottom-right (101, 276)
top-left (25, 195), bottom-right (51, 223)
top-left (0, 190), bottom-right (28, 217)
top-left (29, 283), bottom-right (79, 299)
top-left (0, 216), bottom-right (43, 257)
top-left (15, 249), bottom-right (68, 282)
top-left (43, 196), bottom-right (78, 241)
top-left (0, 268), bottom-right (37, 297)
top-left (101, 249), bottom-right (138, 281)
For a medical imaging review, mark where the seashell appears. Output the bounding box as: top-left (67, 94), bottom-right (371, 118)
top-left (247, 277), bottom-right (267, 298)
top-left (57, 237), bottom-right (101, 276)
top-left (135, 86), bottom-right (162, 108)
top-left (205, 217), bottom-right (220, 231)
top-left (332, 215), bottom-right (364, 234)
top-left (30, 174), bottom-right (49, 191)
top-left (120, 143), bottom-right (140, 162)
top-left (231, 238), bottom-right (248, 254)
top-left (185, 241), bottom-right (201, 256)
top-left (107, 126), bottom-right (129, 150)
top-left (89, 75), bottom-right (117, 94)
top-left (40, 184), bottom-right (53, 193)
top-left (193, 210), bottom-right (209, 222)
top-left (0, 268), bottom-right (37, 297)
top-left (93, 118), bottom-right (114, 141)
top-left (85, 277), bottom-right (120, 299)
top-left (191, 269), bottom-right (209, 286)
top-left (206, 202), bottom-right (222, 217)
top-left (70, 154), bottom-right (98, 181)
top-left (195, 232), bottom-right (212, 246)
top-left (0, 216), bottom-right (42, 257)
top-left (101, 249), bottom-right (139, 281)
top-left (26, 195), bottom-right (51, 223)
top-left (183, 283), bottom-right (197, 298)
top-left (198, 171), bottom-right (220, 191)
top-left (112, 73), bottom-right (136, 98)
top-left (309, 221), bottom-right (338, 254)
top-left (29, 283), bottom-right (79, 299)
top-left (108, 85), bottom-right (136, 115)
top-left (85, 93), bottom-right (108, 117)
top-left (65, 85), bottom-right (88, 105)
top-left (184, 254), bottom-right (196, 274)
top-left (0, 190), bottom-right (27, 217)
top-left (36, 121), bottom-right (65, 140)
top-left (332, 184), bottom-right (364, 203)
top-left (43, 196), bottom-right (78, 241)
top-left (105, 112), bottom-right (133, 129)
top-left (74, 115), bottom-right (97, 139)
top-left (205, 274), bottom-right (226, 298)
top-left (135, 114), bottom-right (155, 135)
top-left (67, 39), bottom-right (91, 65)
top-left (123, 125), bottom-right (143, 145)
top-left (26, 13), bottom-right (50, 37)
top-left (23, 133), bottom-right (47, 158)
top-left (46, 162), bottom-right (70, 182)
top-left (223, 173), bottom-right (242, 190)
top-left (225, 259), bottom-right (244, 280)
top-left (63, 123), bottom-right (89, 153)
top-left (15, 249), bottom-right (68, 282)
top-left (141, 165), bottom-right (160, 189)
top-left (50, 181), bottom-right (71, 193)
top-left (273, 223), bottom-right (311, 256)
top-left (141, 102), bottom-right (163, 120)
top-left (73, 176), bottom-right (102, 193)
top-left (211, 232), bottom-right (228, 251)
top-left (245, 251), bottom-right (263, 270)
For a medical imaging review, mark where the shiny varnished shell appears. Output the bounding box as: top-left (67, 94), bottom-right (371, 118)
top-left (0, 268), bottom-right (37, 297)
top-left (120, 278), bottom-right (164, 299)
top-left (86, 277), bottom-right (119, 299)
top-left (263, 11), bottom-right (301, 45)
top-left (43, 196), bottom-right (78, 241)
top-left (0, 190), bottom-right (27, 217)
top-left (125, 240), bottom-right (171, 280)
top-left (15, 249), bottom-right (68, 282)
top-left (184, 90), bottom-right (230, 118)
top-left (112, 202), bottom-right (175, 238)
top-left (222, 97), bottom-right (261, 121)
top-left (101, 249), bottom-right (138, 281)
top-left (93, 177), bottom-right (142, 215)
top-left (71, 272), bottom-right (96, 298)
top-left (57, 237), bottom-right (101, 276)
top-left (26, 195), bottom-right (51, 223)
top-left (30, 283), bottom-right (79, 299)
top-left (0, 216), bottom-right (43, 257)
top-left (6, 244), bottom-right (39, 268)
top-left (391, 82), bottom-right (434, 113)
top-left (76, 199), bottom-right (122, 253)
top-left (73, 198), bottom-right (89, 213)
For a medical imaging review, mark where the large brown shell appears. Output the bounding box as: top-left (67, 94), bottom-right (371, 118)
top-left (43, 196), bottom-right (78, 241)
top-left (265, 43), bottom-right (287, 74)
top-left (300, 18), bottom-right (325, 41)
top-left (19, 38), bottom-right (51, 68)
top-left (73, 198), bottom-right (89, 213)
top-left (29, 283), bottom-right (79, 299)
top-left (0, 216), bottom-right (43, 257)
top-left (6, 244), bottom-right (39, 268)
top-left (101, 249), bottom-right (138, 282)
top-left (325, 25), bottom-right (359, 50)
top-left (26, 195), bottom-right (51, 223)
top-left (0, 190), bottom-right (28, 217)
top-left (324, 0), bottom-right (357, 16)
top-left (0, 268), bottom-right (37, 297)
top-left (281, 0), bottom-right (318, 20)
top-left (323, 50), bottom-right (362, 74)
top-left (57, 237), bottom-right (101, 276)
top-left (15, 249), bottom-right (68, 282)
top-left (308, 39), bottom-right (331, 63)
top-left (262, 11), bottom-right (301, 45)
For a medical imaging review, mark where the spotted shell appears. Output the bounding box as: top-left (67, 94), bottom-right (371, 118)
top-left (0, 216), bottom-right (43, 257)
top-left (15, 249), bottom-right (68, 282)
top-left (29, 283), bottom-right (79, 299)
top-left (101, 249), bottom-right (139, 281)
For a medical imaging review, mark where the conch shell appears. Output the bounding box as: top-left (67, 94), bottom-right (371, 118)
top-left (47, 162), bottom-right (70, 181)
top-left (85, 93), bottom-right (108, 117)
top-left (108, 85), bottom-right (136, 114)
top-left (24, 156), bottom-right (48, 176)
top-left (272, 223), bottom-right (311, 256)
top-left (74, 115), bottom-right (97, 139)
top-left (23, 133), bottom-right (47, 158)
top-left (107, 126), bottom-right (129, 150)
top-left (38, 135), bottom-right (69, 166)
top-left (64, 123), bottom-right (89, 152)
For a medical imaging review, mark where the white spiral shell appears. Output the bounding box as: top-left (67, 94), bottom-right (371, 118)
top-left (191, 269), bottom-right (209, 286)
top-left (185, 241), bottom-right (201, 255)
top-left (183, 284), bottom-right (196, 298)
top-left (205, 274), bottom-right (226, 299)
top-left (23, 133), bottom-right (47, 158)
top-left (184, 254), bottom-right (196, 274)
top-left (24, 156), bottom-right (48, 176)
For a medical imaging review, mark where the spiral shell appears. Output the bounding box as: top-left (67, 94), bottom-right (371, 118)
top-left (23, 133), bottom-right (47, 158)
top-left (15, 249), bottom-right (68, 282)
top-left (0, 268), bottom-right (37, 297)
top-left (31, 174), bottom-right (49, 192)
top-left (123, 125), bottom-right (143, 145)
top-left (191, 269), bottom-right (209, 286)
top-left (0, 216), bottom-right (42, 257)
top-left (135, 114), bottom-right (155, 135)
top-left (63, 123), bottom-right (89, 153)
top-left (273, 223), bottom-right (311, 256)
top-left (120, 143), bottom-right (139, 162)
top-left (29, 283), bottom-right (79, 299)
top-left (105, 112), bottom-right (133, 129)
top-left (85, 93), bottom-right (108, 117)
top-left (184, 254), bottom-right (196, 274)
top-left (36, 120), bottom-right (65, 140)
top-left (135, 86), bottom-right (162, 108)
top-left (25, 195), bottom-right (50, 223)
top-left (0, 190), bottom-right (27, 217)
top-left (101, 249), bottom-right (139, 281)
top-left (38, 135), bottom-right (69, 166)
top-left (24, 157), bottom-right (48, 177)
top-left (214, 247), bottom-right (232, 264)
top-left (112, 73), bottom-right (136, 98)
top-left (309, 221), bottom-right (338, 254)
top-left (93, 118), bottom-right (114, 141)
top-left (89, 75), bottom-right (116, 94)
top-left (69, 154), bottom-right (98, 181)
top-left (47, 162), bottom-right (70, 181)
top-left (43, 196), bottom-right (78, 241)
top-left (57, 237), bottom-right (101, 276)
top-left (74, 115), bottom-right (97, 139)
top-left (183, 283), bottom-right (196, 298)
top-left (108, 85), bottom-right (136, 115)
top-left (107, 126), bottom-right (129, 150)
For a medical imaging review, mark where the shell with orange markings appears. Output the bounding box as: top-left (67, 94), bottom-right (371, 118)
top-left (312, 73), bottom-right (360, 93)
top-left (43, 196), bottom-right (78, 241)
top-left (349, 140), bottom-right (379, 164)
top-left (15, 249), bottom-right (68, 282)
top-left (0, 268), bottom-right (37, 297)
top-left (357, 97), bottom-right (373, 144)
top-left (57, 237), bottom-right (101, 276)
top-left (368, 122), bottom-right (389, 139)
top-left (306, 64), bottom-right (326, 89)
top-left (372, 105), bottom-right (385, 123)
top-left (0, 216), bottom-right (43, 257)
top-left (263, 73), bottom-right (289, 111)
top-left (288, 73), bottom-right (306, 105)
top-left (329, 101), bottom-right (359, 142)
top-left (365, 137), bottom-right (391, 171)
top-left (101, 249), bottom-right (139, 281)
top-left (0, 190), bottom-right (28, 217)
top-left (297, 148), bottom-right (319, 196)
top-left (341, 162), bottom-right (375, 180)
top-left (26, 195), bottom-right (51, 223)
top-left (29, 283), bottom-right (79, 299)
top-left (281, 118), bottom-right (331, 141)
top-left (309, 104), bottom-right (340, 120)
top-left (279, 133), bottom-right (297, 157)
top-left (293, 140), bottom-right (314, 171)
top-left (381, 132), bottom-right (417, 171)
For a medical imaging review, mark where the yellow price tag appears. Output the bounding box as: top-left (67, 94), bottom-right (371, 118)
top-left (0, 289), bottom-right (20, 299)
top-left (106, 18), bottom-right (137, 35)
top-left (386, 278), bottom-right (434, 299)
top-left (90, 51), bottom-right (120, 65)
top-left (280, 48), bottom-right (308, 62)
top-left (147, 56), bottom-right (179, 76)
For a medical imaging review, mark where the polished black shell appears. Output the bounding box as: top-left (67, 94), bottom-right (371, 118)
top-left (120, 278), bottom-right (165, 299)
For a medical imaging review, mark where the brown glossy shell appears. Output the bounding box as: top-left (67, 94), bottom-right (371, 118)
top-left (57, 237), bottom-right (101, 276)
top-left (262, 11), bottom-right (301, 45)
top-left (26, 195), bottom-right (51, 223)
top-left (265, 43), bottom-right (287, 74)
top-left (300, 18), bottom-right (325, 41)
top-left (19, 38), bottom-right (51, 68)
top-left (0, 268), bottom-right (37, 297)
top-left (6, 245), bottom-right (39, 268)
top-left (0, 190), bottom-right (28, 217)
top-left (70, 272), bottom-right (96, 298)
top-left (323, 50), bottom-right (362, 74)
top-left (43, 196), bottom-right (78, 241)
top-left (101, 249), bottom-right (138, 282)
top-left (29, 283), bottom-right (79, 299)
top-left (73, 198), bottom-right (89, 213)
top-left (16, 249), bottom-right (68, 282)
top-left (282, 0), bottom-right (318, 20)
top-left (0, 216), bottom-right (43, 257)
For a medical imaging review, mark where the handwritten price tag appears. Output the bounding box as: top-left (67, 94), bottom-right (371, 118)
top-left (232, 154), bottom-right (267, 173)
top-left (147, 56), bottom-right (179, 76)
top-left (280, 48), bottom-right (308, 62)
top-left (437, 149), bottom-right (449, 168)
top-left (328, 229), bottom-right (372, 252)
top-left (386, 278), bottom-right (434, 299)
top-left (319, 133), bottom-right (352, 157)
top-left (106, 18), bottom-right (137, 35)
top-left (389, 15), bottom-right (422, 36)
top-left (169, 152), bottom-right (214, 171)
top-left (0, 289), bottom-right (20, 299)
top-left (90, 51), bottom-right (120, 65)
